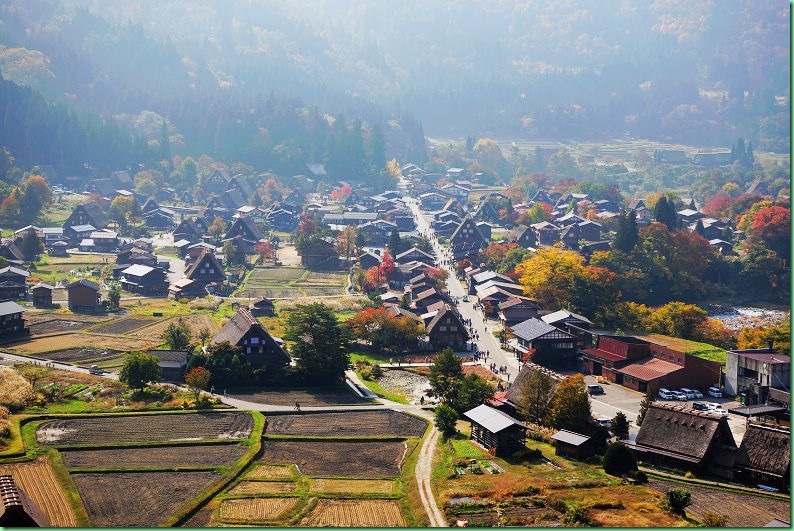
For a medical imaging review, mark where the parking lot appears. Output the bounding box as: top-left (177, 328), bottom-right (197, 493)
top-left (584, 375), bottom-right (748, 442)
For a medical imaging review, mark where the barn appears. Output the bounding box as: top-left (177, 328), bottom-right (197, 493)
top-left (463, 404), bottom-right (527, 457)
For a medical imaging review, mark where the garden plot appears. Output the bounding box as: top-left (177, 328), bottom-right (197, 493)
top-left (243, 266), bottom-right (346, 298)
top-left (28, 319), bottom-right (91, 335)
top-left (218, 497), bottom-right (299, 523)
top-left (228, 481), bottom-right (296, 495)
top-left (229, 388), bottom-right (364, 407)
top-left (245, 464), bottom-right (293, 480)
top-left (258, 440), bottom-right (405, 477)
top-left (309, 478), bottom-right (396, 495)
top-left (72, 471), bottom-right (220, 527)
top-left (300, 499), bottom-right (405, 527)
top-left (37, 347), bottom-right (122, 364)
top-left (88, 317), bottom-right (156, 335)
top-left (0, 457), bottom-right (77, 526)
top-left (60, 443), bottom-right (247, 469)
top-left (37, 412), bottom-right (254, 445)
top-left (266, 410), bottom-right (427, 437)
top-left (129, 314), bottom-right (216, 339)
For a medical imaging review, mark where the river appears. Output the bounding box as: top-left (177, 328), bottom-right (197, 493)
top-left (708, 306), bottom-right (788, 331)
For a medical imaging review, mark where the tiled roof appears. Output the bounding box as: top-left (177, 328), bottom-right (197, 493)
top-left (617, 357), bottom-right (683, 381)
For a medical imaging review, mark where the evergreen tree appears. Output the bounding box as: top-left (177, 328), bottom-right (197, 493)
top-left (653, 196), bottom-right (677, 231)
top-left (365, 124), bottom-right (386, 174)
top-left (18, 228), bottom-right (44, 260)
top-left (429, 347), bottom-right (463, 404)
top-left (614, 210), bottom-right (639, 253)
top-left (603, 441), bottom-right (637, 476)
top-left (388, 228), bottom-right (402, 255)
top-left (284, 303), bottom-right (351, 383)
top-left (610, 411), bottom-right (630, 440)
top-left (635, 389), bottom-right (655, 426)
top-left (693, 219), bottom-right (706, 238)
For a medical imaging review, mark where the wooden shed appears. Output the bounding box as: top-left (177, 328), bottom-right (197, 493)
top-left (463, 404), bottom-right (527, 457)
top-left (551, 429), bottom-right (597, 460)
top-left (31, 283), bottom-right (54, 307)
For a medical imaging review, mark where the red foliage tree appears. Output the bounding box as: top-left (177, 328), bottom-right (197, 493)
top-left (748, 205), bottom-right (790, 262)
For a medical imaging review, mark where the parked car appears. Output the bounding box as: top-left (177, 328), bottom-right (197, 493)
top-left (88, 365), bottom-right (105, 375)
top-left (707, 403), bottom-right (728, 416)
top-left (595, 417), bottom-right (611, 428)
top-left (671, 391), bottom-right (688, 401)
top-left (658, 388), bottom-right (675, 400)
top-left (690, 388), bottom-right (704, 399)
top-left (692, 401), bottom-right (709, 411)
top-left (587, 384), bottom-right (605, 395)
top-left (707, 386), bottom-right (723, 397)
top-left (679, 388), bottom-right (697, 399)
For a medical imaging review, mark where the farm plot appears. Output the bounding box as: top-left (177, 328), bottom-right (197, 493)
top-left (0, 457), bottom-right (77, 526)
top-left (228, 481), bottom-right (296, 495)
top-left (129, 314), bottom-right (216, 340)
top-left (243, 266), bottom-right (346, 298)
top-left (258, 440), bottom-right (405, 477)
top-left (28, 319), bottom-right (92, 335)
top-left (88, 317), bottom-right (156, 335)
top-left (245, 464), bottom-right (293, 480)
top-left (647, 478), bottom-right (791, 527)
top-left (72, 471), bottom-right (220, 527)
top-left (309, 478), bottom-right (396, 495)
top-left (37, 412), bottom-right (254, 445)
top-left (218, 497), bottom-right (298, 523)
top-left (9, 333), bottom-right (155, 355)
top-left (229, 388), bottom-right (364, 407)
top-left (60, 443), bottom-right (247, 469)
top-left (39, 347), bottom-right (122, 364)
top-left (266, 410), bottom-right (427, 437)
top-left (300, 499), bottom-right (405, 527)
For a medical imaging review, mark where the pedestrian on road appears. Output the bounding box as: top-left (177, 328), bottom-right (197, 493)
top-left (223, 389), bottom-right (227, 397)
top-left (210, 386), bottom-right (215, 394)
top-left (295, 401), bottom-right (301, 411)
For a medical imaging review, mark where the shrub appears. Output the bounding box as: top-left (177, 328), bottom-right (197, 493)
top-left (371, 363), bottom-right (384, 379)
top-left (701, 512), bottom-right (729, 527)
top-left (435, 402), bottom-right (459, 439)
top-left (662, 488), bottom-right (692, 514)
top-left (563, 501), bottom-right (592, 526)
top-left (188, 295), bottom-right (222, 311)
top-left (603, 441), bottom-right (637, 476)
top-left (628, 470), bottom-right (648, 484)
top-left (359, 366), bottom-right (373, 381)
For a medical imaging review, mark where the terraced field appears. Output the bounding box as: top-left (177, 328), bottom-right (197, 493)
top-left (0, 457), bottom-right (77, 526)
top-left (300, 499), bottom-right (405, 526)
top-left (258, 440), bottom-right (405, 477)
top-left (88, 318), bottom-right (156, 335)
top-left (265, 410), bottom-right (427, 437)
top-left (60, 443), bottom-right (247, 469)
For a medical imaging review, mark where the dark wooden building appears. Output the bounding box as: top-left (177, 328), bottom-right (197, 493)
top-left (146, 350), bottom-right (190, 381)
top-left (629, 403), bottom-right (737, 479)
top-left (248, 297), bottom-right (275, 317)
top-left (426, 304), bottom-right (469, 350)
top-left (66, 279), bottom-right (102, 313)
top-left (31, 283), bottom-right (54, 307)
top-left (551, 430), bottom-right (598, 460)
top-left (464, 404), bottom-right (527, 457)
top-left (509, 318), bottom-right (577, 368)
top-left (0, 266), bottom-right (28, 301)
top-left (211, 307), bottom-right (290, 368)
top-left (0, 301), bottom-right (29, 340)
top-left (120, 265), bottom-right (168, 295)
top-left (734, 423), bottom-right (790, 492)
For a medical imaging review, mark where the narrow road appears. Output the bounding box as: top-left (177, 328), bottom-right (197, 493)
top-left (415, 424), bottom-right (447, 527)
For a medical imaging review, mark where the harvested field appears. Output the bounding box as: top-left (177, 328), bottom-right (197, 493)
top-left (228, 481), bottom-right (296, 495)
top-left (309, 478), bottom-right (396, 495)
top-left (72, 471), bottom-right (220, 527)
top-left (60, 443), bottom-right (247, 469)
top-left (0, 457), bottom-right (77, 526)
top-left (130, 314), bottom-right (216, 340)
top-left (37, 412), bottom-right (253, 445)
top-left (266, 410), bottom-right (427, 437)
top-left (300, 499), bottom-right (405, 527)
top-left (245, 465), bottom-right (293, 480)
top-left (218, 497), bottom-right (298, 522)
top-left (248, 267), bottom-right (306, 282)
top-left (38, 347), bottom-right (122, 363)
top-left (259, 440), bottom-right (405, 477)
top-left (647, 478), bottom-right (791, 527)
top-left (229, 388), bottom-right (364, 407)
top-left (28, 319), bottom-right (91, 335)
top-left (10, 333), bottom-right (155, 354)
top-left (180, 505), bottom-right (214, 527)
top-left (89, 317), bottom-right (155, 335)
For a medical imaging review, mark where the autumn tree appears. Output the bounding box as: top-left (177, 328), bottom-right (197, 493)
top-left (548, 373), bottom-right (591, 433)
top-left (254, 240), bottom-right (273, 264)
top-left (21, 174), bottom-right (51, 216)
top-left (284, 303), bottom-right (351, 383)
top-left (336, 225), bottom-right (358, 264)
top-left (109, 195), bottom-right (138, 229)
top-left (737, 314), bottom-right (790, 356)
top-left (208, 216), bottom-right (227, 240)
top-left (481, 242), bottom-right (520, 270)
top-left (517, 368), bottom-right (555, 424)
top-left (119, 352), bottom-right (161, 392)
top-left (346, 306), bottom-right (424, 353)
top-left (185, 366), bottom-right (212, 404)
top-left (745, 205), bottom-right (790, 264)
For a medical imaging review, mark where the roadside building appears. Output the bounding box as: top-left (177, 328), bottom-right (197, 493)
top-left (146, 350), bottom-right (190, 381)
top-left (463, 404), bottom-right (527, 457)
top-left (508, 318), bottom-right (577, 368)
top-left (724, 343), bottom-right (790, 405)
top-left (66, 279), bottom-right (102, 313)
top-left (211, 307), bottom-right (290, 368)
top-left (31, 283), bottom-right (54, 307)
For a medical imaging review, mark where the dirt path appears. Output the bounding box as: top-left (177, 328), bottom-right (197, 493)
top-left (415, 423), bottom-right (447, 527)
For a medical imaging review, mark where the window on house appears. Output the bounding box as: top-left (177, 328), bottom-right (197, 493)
top-left (440, 326), bottom-right (447, 331)
top-left (669, 355), bottom-right (674, 360)
top-left (251, 337), bottom-right (259, 344)
top-left (450, 326), bottom-right (457, 331)
top-left (677, 358), bottom-right (682, 363)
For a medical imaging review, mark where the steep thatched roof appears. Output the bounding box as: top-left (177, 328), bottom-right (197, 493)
top-left (735, 423), bottom-right (790, 478)
top-left (634, 403), bottom-right (737, 463)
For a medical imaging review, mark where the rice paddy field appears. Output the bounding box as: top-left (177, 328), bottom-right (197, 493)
top-left (242, 266), bottom-right (346, 298)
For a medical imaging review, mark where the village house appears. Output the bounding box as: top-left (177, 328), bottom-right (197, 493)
top-left (66, 279), bottom-right (102, 313)
top-left (551, 430), bottom-right (599, 461)
top-left (173, 218), bottom-right (206, 244)
top-left (0, 475), bottom-right (50, 527)
top-left (211, 307), bottom-right (290, 368)
top-left (425, 304), bottom-right (469, 350)
top-left (222, 217), bottom-right (264, 252)
top-left (0, 300), bottom-right (29, 340)
top-left (734, 423), bottom-right (790, 492)
top-left (358, 250), bottom-right (382, 270)
top-left (63, 203), bottom-right (108, 230)
top-left (530, 221), bottom-right (561, 245)
top-left (541, 310), bottom-right (594, 350)
top-left (497, 296), bottom-right (541, 327)
top-left (0, 266), bottom-right (28, 301)
top-left (248, 297), bottom-right (275, 317)
top-left (507, 225), bottom-right (537, 249)
top-left (119, 264), bottom-right (168, 296)
top-left (724, 344), bottom-right (790, 405)
top-left (464, 404), bottom-right (527, 457)
top-left (202, 168), bottom-right (232, 195)
top-left (508, 317), bottom-right (577, 367)
top-left (395, 247), bottom-right (436, 265)
top-left (629, 403), bottom-right (737, 479)
top-left (183, 250), bottom-right (226, 288)
top-left (31, 283), bottom-right (54, 307)
top-left (146, 349), bottom-right (190, 381)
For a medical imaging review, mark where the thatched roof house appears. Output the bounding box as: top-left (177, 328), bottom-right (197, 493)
top-left (630, 403), bottom-right (737, 479)
top-left (735, 423), bottom-right (790, 492)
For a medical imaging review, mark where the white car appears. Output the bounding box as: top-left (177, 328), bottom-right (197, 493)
top-left (707, 386), bottom-right (723, 398)
top-left (707, 403), bottom-right (728, 416)
top-left (679, 388), bottom-right (701, 399)
top-left (658, 388), bottom-right (675, 400)
top-left (671, 391), bottom-right (688, 401)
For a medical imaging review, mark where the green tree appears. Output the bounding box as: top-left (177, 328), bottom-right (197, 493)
top-left (284, 303), bottom-right (350, 383)
top-left (429, 347), bottom-right (463, 404)
top-left (548, 373), bottom-right (591, 433)
top-left (119, 352), bottom-right (161, 392)
top-left (603, 441), bottom-right (637, 476)
top-left (613, 210), bottom-right (639, 253)
top-left (106, 283), bottom-right (121, 311)
top-left (636, 389), bottom-right (655, 426)
top-left (161, 317), bottom-right (192, 351)
top-left (662, 488), bottom-right (692, 515)
top-left (610, 411), bottom-right (630, 440)
top-left (198, 328), bottom-right (212, 348)
top-left (185, 366), bottom-right (212, 404)
top-left (18, 228), bottom-right (44, 260)
top-left (453, 374), bottom-right (495, 414)
top-left (434, 402), bottom-right (459, 440)
top-left (654, 196), bottom-right (678, 231)
top-left (517, 368), bottom-right (555, 424)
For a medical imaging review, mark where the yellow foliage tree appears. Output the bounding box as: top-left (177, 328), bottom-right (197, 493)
top-left (515, 246), bottom-right (584, 308)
